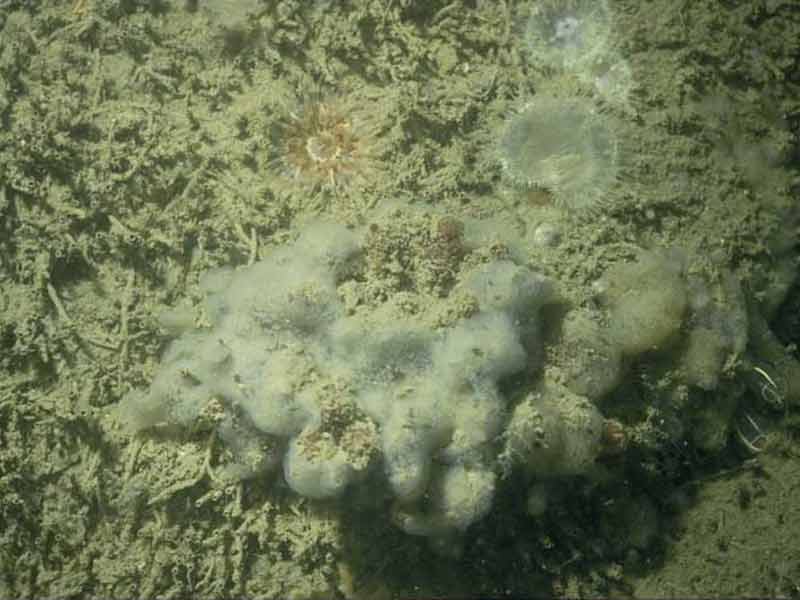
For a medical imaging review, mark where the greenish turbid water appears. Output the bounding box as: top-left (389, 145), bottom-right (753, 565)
top-left (0, 1), bottom-right (799, 598)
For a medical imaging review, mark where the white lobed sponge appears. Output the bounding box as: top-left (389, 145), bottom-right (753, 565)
top-left (117, 218), bottom-right (558, 537)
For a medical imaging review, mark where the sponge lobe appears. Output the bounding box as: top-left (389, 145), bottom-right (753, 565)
top-left (600, 251), bottom-right (688, 356)
top-left (283, 430), bottom-right (355, 500)
top-left (503, 380), bottom-right (604, 477)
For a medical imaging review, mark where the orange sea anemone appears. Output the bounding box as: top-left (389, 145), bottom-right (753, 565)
top-left (271, 93), bottom-right (381, 193)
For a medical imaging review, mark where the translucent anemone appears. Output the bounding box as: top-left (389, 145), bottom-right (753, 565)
top-left (498, 94), bottom-right (622, 213)
top-left (523, 0), bottom-right (612, 73)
